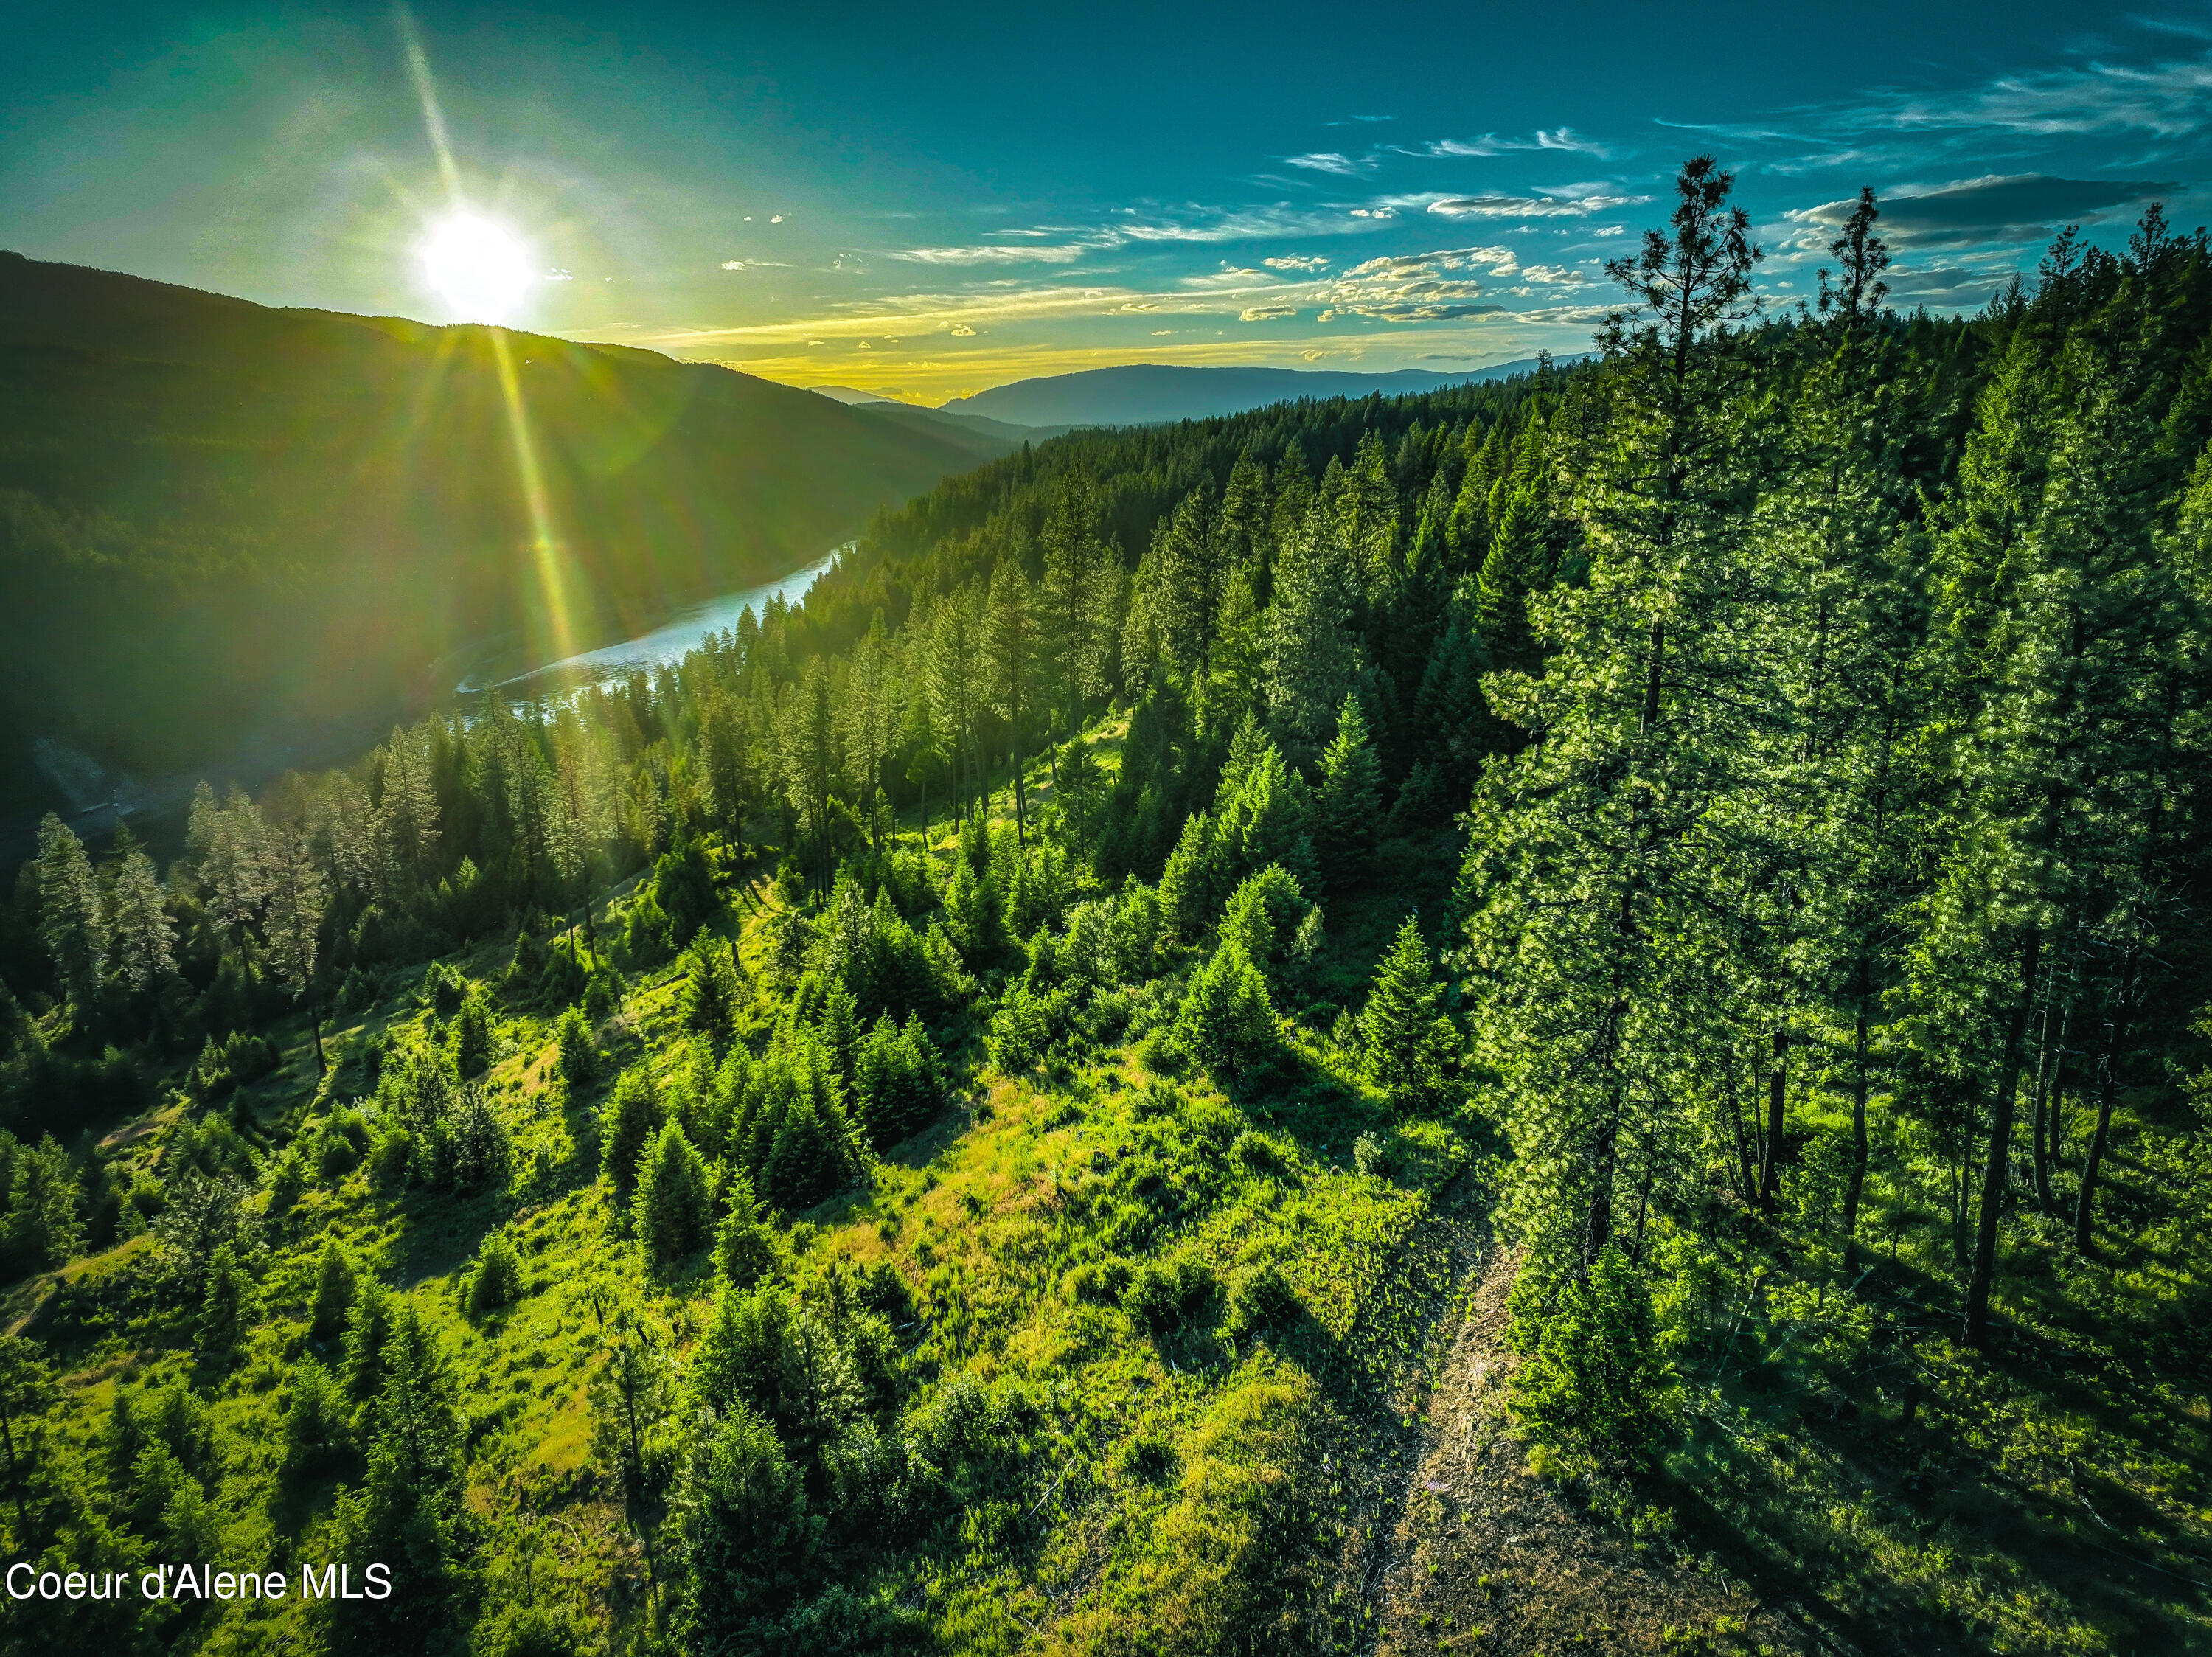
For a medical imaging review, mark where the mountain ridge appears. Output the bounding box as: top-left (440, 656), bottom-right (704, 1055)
top-left (938, 357), bottom-right (1582, 427)
top-left (0, 250), bottom-right (997, 817)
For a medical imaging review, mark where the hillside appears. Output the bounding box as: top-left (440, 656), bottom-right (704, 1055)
top-left (939, 358), bottom-right (1585, 428)
top-left (0, 252), bottom-right (999, 821)
top-left (4, 164), bottom-right (2211, 1657)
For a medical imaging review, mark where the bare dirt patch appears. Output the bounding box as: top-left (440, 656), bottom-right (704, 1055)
top-left (1368, 1247), bottom-right (1839, 1657)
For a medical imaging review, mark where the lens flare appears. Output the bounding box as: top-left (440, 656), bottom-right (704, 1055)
top-left (417, 210), bottom-right (535, 324)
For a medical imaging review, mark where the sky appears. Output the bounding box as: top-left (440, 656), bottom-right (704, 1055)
top-left (6, 1), bottom-right (2212, 403)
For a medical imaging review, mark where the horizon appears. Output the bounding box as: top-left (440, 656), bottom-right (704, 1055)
top-left (6, 1), bottom-right (2205, 400)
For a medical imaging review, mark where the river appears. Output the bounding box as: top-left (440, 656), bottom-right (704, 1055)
top-left (19, 544), bottom-right (849, 852)
top-left (456, 542), bottom-right (848, 697)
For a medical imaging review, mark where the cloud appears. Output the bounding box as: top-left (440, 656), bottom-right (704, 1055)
top-left (1868, 55), bottom-right (2212, 139)
top-left (1428, 189), bottom-right (1648, 219)
top-left (1784, 173), bottom-right (2180, 249)
top-left (889, 243), bottom-right (1092, 265)
top-left (1151, 329), bottom-right (1175, 336)
top-left (1520, 264), bottom-right (1591, 285)
top-left (1113, 203), bottom-right (1391, 243)
top-left (1239, 303), bottom-right (1298, 321)
top-left (1263, 254), bottom-right (1332, 271)
top-left (1285, 152), bottom-right (1369, 175)
top-left (720, 259), bottom-right (791, 271)
top-left (1313, 246), bottom-right (1506, 321)
top-left (1411, 127), bottom-right (1612, 159)
top-left (1338, 246), bottom-right (1520, 279)
top-left (949, 322), bottom-right (976, 336)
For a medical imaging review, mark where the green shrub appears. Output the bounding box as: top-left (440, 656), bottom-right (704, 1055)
top-left (554, 1004), bottom-right (597, 1088)
top-left (467, 1233), bottom-right (524, 1315)
top-left (1224, 1261), bottom-right (1298, 1338)
top-left (1065, 1258), bottom-right (1132, 1305)
top-left (1353, 1130), bottom-right (1389, 1178)
top-left (1122, 1255), bottom-right (1219, 1334)
top-left (1507, 1246), bottom-right (1680, 1475)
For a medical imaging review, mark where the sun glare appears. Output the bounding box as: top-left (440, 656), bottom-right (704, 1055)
top-left (417, 209), bottom-right (536, 324)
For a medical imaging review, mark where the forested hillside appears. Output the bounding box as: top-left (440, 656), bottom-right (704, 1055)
top-left (1, 160), bottom-right (2208, 1657)
top-left (0, 251), bottom-right (1014, 821)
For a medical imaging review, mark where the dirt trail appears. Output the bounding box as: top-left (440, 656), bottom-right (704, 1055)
top-left (1366, 1245), bottom-right (1835, 1657)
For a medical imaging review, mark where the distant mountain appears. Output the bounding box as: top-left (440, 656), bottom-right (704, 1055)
top-left (0, 252), bottom-right (997, 816)
top-left (810, 384), bottom-right (894, 405)
top-left (845, 400), bottom-right (1063, 450)
top-left (940, 358), bottom-right (1583, 428)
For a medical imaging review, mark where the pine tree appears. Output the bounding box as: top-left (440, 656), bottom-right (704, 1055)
top-left (683, 1398), bottom-right (817, 1643)
top-left (378, 726), bottom-right (442, 879)
top-left (198, 1241), bottom-right (253, 1358)
top-left (264, 820), bottom-right (330, 1069)
top-left (984, 562), bottom-right (1040, 847)
top-left (342, 1276), bottom-right (394, 1405)
top-left (600, 1066), bottom-right (666, 1195)
top-left (634, 1121), bottom-right (713, 1264)
top-left (1460, 156), bottom-right (1774, 1270)
top-left (1260, 507), bottom-right (1361, 748)
top-left (1476, 487), bottom-right (1547, 673)
top-left (107, 847), bottom-right (175, 993)
top-left (199, 788), bottom-right (269, 965)
top-left (1315, 695), bottom-right (1382, 878)
top-left (327, 1302), bottom-right (465, 1657)
top-left (680, 936), bottom-right (744, 1052)
top-left (309, 1235), bottom-right (357, 1342)
top-left (1173, 941), bottom-right (1278, 1078)
top-left (1506, 1246), bottom-right (1677, 1472)
top-left (1360, 917), bottom-right (1455, 1111)
top-left (35, 813), bottom-right (105, 1009)
top-left (1150, 474), bottom-right (1232, 695)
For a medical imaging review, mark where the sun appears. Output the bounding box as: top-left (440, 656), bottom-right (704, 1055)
top-left (417, 209), bottom-right (536, 324)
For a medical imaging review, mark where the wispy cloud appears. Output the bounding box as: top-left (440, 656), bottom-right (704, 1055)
top-left (720, 259), bottom-right (790, 271)
top-left (1868, 55), bottom-right (2212, 139)
top-left (1284, 151), bottom-right (1371, 175)
top-left (1239, 303), bottom-right (1298, 320)
top-left (1781, 173), bottom-right (2180, 250)
top-left (1410, 127), bottom-right (1612, 159)
top-left (888, 242), bottom-right (1093, 265)
top-left (1428, 189), bottom-right (1648, 219)
top-left (1263, 254), bottom-right (1332, 271)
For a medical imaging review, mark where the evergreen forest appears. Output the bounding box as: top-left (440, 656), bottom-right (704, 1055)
top-left (1, 159), bottom-right (2209, 1656)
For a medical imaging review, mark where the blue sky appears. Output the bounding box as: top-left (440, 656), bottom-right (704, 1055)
top-left (5, 2), bottom-right (2210, 400)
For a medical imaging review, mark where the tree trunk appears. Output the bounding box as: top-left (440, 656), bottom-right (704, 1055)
top-left (1964, 926), bottom-right (2041, 1349)
top-left (1759, 1025), bottom-right (1786, 1212)
top-left (2075, 990), bottom-right (2130, 1255)
top-left (1843, 970), bottom-right (1871, 1274)
top-left (1586, 1107), bottom-right (1618, 1262)
top-left (2030, 1042), bottom-right (2061, 1215)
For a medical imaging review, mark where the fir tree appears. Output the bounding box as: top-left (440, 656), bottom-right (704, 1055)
top-left (634, 1120), bottom-right (713, 1264)
top-left (1315, 694), bottom-right (1382, 878)
top-left (107, 847), bottom-right (175, 993)
top-left (35, 813), bottom-right (105, 1010)
top-left (1360, 917), bottom-right (1455, 1112)
top-left (599, 1066), bottom-right (666, 1195)
top-left (309, 1235), bottom-right (357, 1343)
